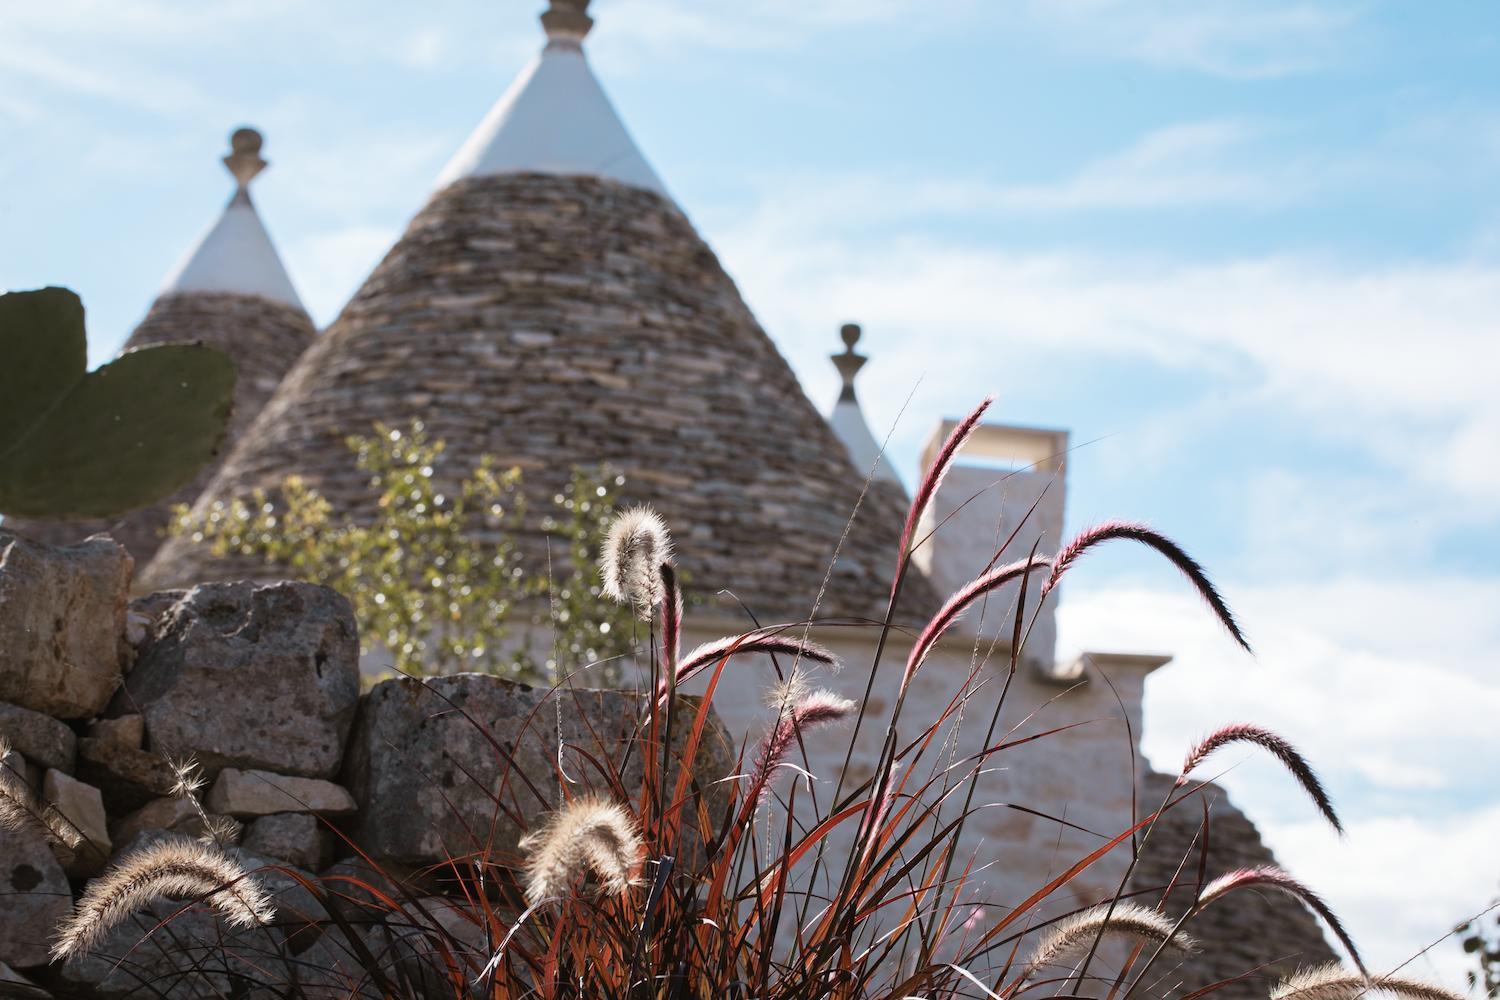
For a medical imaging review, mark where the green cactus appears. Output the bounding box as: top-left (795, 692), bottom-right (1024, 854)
top-left (0, 286), bottom-right (235, 520)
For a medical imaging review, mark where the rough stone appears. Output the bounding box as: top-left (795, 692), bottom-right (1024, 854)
top-left (0, 824), bottom-right (71, 968)
top-left (75, 737), bottom-right (178, 813)
top-left (0, 532), bottom-right (130, 718)
top-left (0, 701), bottom-right (76, 773)
top-left (343, 673), bottom-right (733, 867)
top-left (113, 796), bottom-right (224, 843)
top-left (0, 962), bottom-right (49, 997)
top-left (120, 581), bottom-right (360, 778)
top-left (243, 812), bottom-right (329, 870)
top-left (86, 714), bottom-right (144, 753)
top-left (41, 769), bottom-right (110, 875)
top-left (207, 768), bottom-right (357, 818)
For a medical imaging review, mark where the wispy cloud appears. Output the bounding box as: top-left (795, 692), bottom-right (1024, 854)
top-left (1018, 0), bottom-right (1364, 78)
top-left (713, 186), bottom-right (1500, 506)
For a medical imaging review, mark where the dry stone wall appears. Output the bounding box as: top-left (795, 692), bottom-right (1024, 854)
top-left (0, 529), bottom-right (731, 996)
top-left (4, 292), bottom-right (315, 571)
top-left (0, 529), bottom-right (1335, 996)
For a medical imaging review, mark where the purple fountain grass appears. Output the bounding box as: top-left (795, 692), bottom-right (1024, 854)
top-left (748, 681), bottom-right (856, 803)
top-left (1041, 520), bottom-right (1251, 652)
top-left (51, 838), bottom-right (275, 961)
top-left (902, 554), bottom-right (1052, 686)
top-left (1270, 963), bottom-right (1464, 1000)
top-left (1179, 723), bottom-right (1342, 833)
top-left (660, 561), bottom-right (682, 674)
top-left (600, 505), bottom-right (673, 619)
top-left (892, 396), bottom-right (993, 593)
top-left (1198, 866), bottom-right (1366, 977)
top-left (1023, 901), bottom-right (1196, 980)
top-left (518, 796), bottom-right (643, 903)
top-left (664, 631), bottom-right (839, 696)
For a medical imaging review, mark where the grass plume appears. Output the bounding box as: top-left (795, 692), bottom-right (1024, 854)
top-left (667, 631), bottom-right (838, 694)
top-left (51, 838), bottom-right (275, 962)
top-left (1179, 723), bottom-right (1342, 833)
top-left (1199, 866), bottom-right (1365, 977)
top-left (0, 738), bottom-right (81, 855)
top-left (1024, 902), bottom-right (1195, 978)
top-left (519, 797), bottom-right (643, 903)
top-left (1041, 520), bottom-right (1251, 652)
top-left (749, 681), bottom-right (856, 802)
top-left (601, 506), bottom-right (673, 619)
top-left (1271, 963), bottom-right (1463, 1000)
top-left (893, 396), bottom-right (993, 590)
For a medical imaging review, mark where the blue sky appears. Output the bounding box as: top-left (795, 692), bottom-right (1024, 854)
top-left (3, 0), bottom-right (1498, 984)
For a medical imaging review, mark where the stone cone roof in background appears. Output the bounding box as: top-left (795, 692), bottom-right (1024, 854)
top-left (1132, 771), bottom-right (1337, 998)
top-left (5, 130), bottom-right (314, 570)
top-left (146, 5), bottom-right (938, 622)
top-left (146, 172), bottom-right (936, 623)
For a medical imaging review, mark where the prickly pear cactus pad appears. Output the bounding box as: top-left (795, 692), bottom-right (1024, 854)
top-left (0, 287), bottom-right (235, 520)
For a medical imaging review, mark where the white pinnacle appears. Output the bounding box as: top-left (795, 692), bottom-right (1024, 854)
top-left (158, 127), bottom-right (305, 310)
top-left (433, 0), bottom-right (668, 197)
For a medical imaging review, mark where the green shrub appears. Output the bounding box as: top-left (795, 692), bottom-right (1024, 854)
top-left (172, 421), bottom-right (636, 683)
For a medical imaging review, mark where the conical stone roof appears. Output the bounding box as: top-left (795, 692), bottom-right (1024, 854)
top-left (7, 129), bottom-right (314, 568)
top-left (146, 6), bottom-right (936, 624)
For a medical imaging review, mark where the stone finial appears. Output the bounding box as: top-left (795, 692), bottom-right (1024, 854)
top-left (832, 322), bottom-right (868, 403)
top-left (541, 0), bottom-right (593, 46)
top-left (223, 127), bottom-right (267, 195)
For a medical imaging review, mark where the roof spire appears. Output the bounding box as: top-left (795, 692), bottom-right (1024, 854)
top-left (832, 323), bottom-right (868, 403)
top-left (541, 0), bottom-right (593, 48)
top-left (223, 127), bottom-right (267, 202)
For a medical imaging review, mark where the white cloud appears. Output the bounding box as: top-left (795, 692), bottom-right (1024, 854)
top-left (710, 184), bottom-right (1500, 506)
top-left (1056, 580), bottom-right (1500, 986)
top-left (1019, 0), bottom-right (1362, 78)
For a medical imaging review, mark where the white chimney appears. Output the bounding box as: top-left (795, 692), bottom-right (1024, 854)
top-left (912, 420), bottom-right (1068, 672)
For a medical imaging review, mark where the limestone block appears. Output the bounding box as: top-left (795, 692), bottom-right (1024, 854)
top-left (0, 823), bottom-right (71, 968)
top-left (0, 701), bottom-right (76, 773)
top-left (121, 581), bottom-right (359, 778)
top-left (75, 736), bottom-right (177, 813)
top-left (0, 962), bottom-right (49, 997)
top-left (243, 812), bottom-right (328, 870)
top-left (0, 532), bottom-right (130, 718)
top-left (86, 714), bottom-right (144, 754)
top-left (207, 768), bottom-right (356, 818)
top-left (41, 769), bottom-right (110, 875)
top-left (343, 674), bottom-right (733, 867)
top-left (113, 796), bottom-right (223, 843)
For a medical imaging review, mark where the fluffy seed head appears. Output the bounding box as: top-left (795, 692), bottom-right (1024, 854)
top-left (668, 632), bottom-right (838, 697)
top-left (51, 838), bottom-right (275, 961)
top-left (749, 685), bottom-right (856, 802)
top-left (600, 507), bottom-right (673, 619)
top-left (1025, 902), bottom-right (1194, 978)
top-left (1271, 964), bottom-right (1462, 1000)
top-left (0, 739), bottom-right (81, 855)
top-left (519, 797), bottom-right (643, 903)
top-left (168, 756), bottom-right (206, 800)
